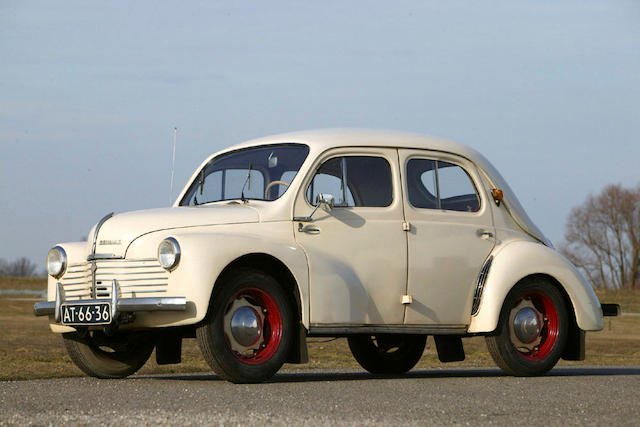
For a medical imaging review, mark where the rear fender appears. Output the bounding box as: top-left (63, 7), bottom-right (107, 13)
top-left (468, 240), bottom-right (604, 333)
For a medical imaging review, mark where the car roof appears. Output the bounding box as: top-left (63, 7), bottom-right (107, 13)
top-left (222, 128), bottom-right (480, 160)
top-left (189, 128), bottom-right (551, 246)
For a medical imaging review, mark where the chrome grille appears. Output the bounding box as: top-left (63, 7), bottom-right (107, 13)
top-left (60, 258), bottom-right (169, 301)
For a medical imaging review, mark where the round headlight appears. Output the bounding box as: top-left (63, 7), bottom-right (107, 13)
top-left (158, 237), bottom-right (181, 271)
top-left (46, 246), bottom-right (67, 278)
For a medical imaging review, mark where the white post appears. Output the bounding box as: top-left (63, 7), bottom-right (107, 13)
top-left (170, 127), bottom-right (177, 205)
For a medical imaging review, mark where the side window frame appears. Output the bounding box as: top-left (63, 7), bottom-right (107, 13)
top-left (304, 153), bottom-right (395, 209)
top-left (406, 156), bottom-right (482, 214)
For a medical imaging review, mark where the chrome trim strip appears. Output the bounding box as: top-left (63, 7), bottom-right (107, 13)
top-left (33, 301), bottom-right (55, 316)
top-left (62, 274), bottom-right (93, 280)
top-left (90, 212), bottom-right (114, 257)
top-left (118, 283), bottom-right (168, 288)
top-left (96, 265), bottom-right (165, 270)
top-left (111, 280), bottom-right (118, 320)
top-left (121, 289), bottom-right (168, 294)
top-left (54, 282), bottom-right (64, 322)
top-left (308, 325), bottom-right (467, 336)
top-left (117, 297), bottom-right (186, 312)
top-left (87, 253), bottom-right (120, 261)
top-left (61, 281), bottom-right (92, 286)
top-left (96, 258), bottom-right (158, 263)
top-left (98, 277), bottom-right (168, 282)
top-left (471, 256), bottom-right (493, 316)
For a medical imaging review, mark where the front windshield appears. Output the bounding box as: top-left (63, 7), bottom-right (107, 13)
top-left (180, 144), bottom-right (309, 206)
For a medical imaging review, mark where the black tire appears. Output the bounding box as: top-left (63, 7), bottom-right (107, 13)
top-left (63, 331), bottom-right (154, 379)
top-left (196, 268), bottom-right (294, 383)
top-left (485, 278), bottom-right (568, 376)
top-left (347, 334), bottom-right (427, 374)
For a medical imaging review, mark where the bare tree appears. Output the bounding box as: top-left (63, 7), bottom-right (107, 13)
top-left (561, 183), bottom-right (640, 289)
top-left (0, 257), bottom-right (40, 277)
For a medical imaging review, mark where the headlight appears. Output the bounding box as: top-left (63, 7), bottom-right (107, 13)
top-left (46, 246), bottom-right (67, 278)
top-left (158, 237), bottom-right (181, 271)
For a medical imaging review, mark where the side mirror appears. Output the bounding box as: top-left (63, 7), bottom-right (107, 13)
top-left (316, 193), bottom-right (335, 210)
top-left (294, 193), bottom-right (336, 222)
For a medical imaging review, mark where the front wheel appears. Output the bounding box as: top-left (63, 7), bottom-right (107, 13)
top-left (485, 278), bottom-right (568, 376)
top-left (197, 269), bottom-right (294, 383)
top-left (348, 334), bottom-right (427, 374)
top-left (63, 331), bottom-right (154, 379)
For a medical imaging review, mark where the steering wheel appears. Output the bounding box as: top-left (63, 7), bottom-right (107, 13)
top-left (264, 180), bottom-right (290, 199)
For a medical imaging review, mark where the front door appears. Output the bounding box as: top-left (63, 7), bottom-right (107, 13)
top-left (399, 149), bottom-right (496, 326)
top-left (293, 148), bottom-right (407, 326)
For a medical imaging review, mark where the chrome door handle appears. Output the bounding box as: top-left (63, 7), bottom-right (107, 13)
top-left (477, 229), bottom-right (494, 239)
top-left (298, 223), bottom-right (321, 234)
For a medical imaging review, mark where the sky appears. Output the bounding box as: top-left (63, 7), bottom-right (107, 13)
top-left (1, 0), bottom-right (639, 267)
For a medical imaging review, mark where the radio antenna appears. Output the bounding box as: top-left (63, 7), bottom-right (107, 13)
top-left (170, 127), bottom-right (177, 205)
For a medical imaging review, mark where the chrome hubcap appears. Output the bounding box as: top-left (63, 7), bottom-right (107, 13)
top-left (509, 298), bottom-right (544, 352)
top-left (513, 307), bottom-right (541, 343)
top-left (223, 296), bottom-right (266, 355)
top-left (230, 306), bottom-right (261, 346)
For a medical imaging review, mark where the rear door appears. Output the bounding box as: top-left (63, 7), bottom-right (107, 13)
top-left (399, 149), bottom-right (495, 326)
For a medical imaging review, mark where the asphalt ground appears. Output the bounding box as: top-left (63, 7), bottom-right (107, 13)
top-left (1, 367), bottom-right (639, 426)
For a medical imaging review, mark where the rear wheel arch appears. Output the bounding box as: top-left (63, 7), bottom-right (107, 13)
top-left (509, 274), bottom-right (576, 326)
top-left (494, 273), bottom-right (581, 341)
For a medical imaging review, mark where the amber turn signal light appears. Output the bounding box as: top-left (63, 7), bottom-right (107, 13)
top-left (492, 188), bottom-right (503, 205)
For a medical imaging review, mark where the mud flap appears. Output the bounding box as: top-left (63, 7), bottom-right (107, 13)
top-left (156, 331), bottom-right (183, 365)
top-left (286, 323), bottom-right (309, 364)
top-left (434, 335), bottom-right (465, 362)
top-left (562, 321), bottom-right (585, 361)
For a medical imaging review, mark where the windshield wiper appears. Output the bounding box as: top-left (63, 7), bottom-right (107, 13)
top-left (240, 165), bottom-right (253, 203)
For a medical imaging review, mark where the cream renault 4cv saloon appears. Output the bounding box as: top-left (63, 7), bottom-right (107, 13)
top-left (35, 129), bottom-right (618, 383)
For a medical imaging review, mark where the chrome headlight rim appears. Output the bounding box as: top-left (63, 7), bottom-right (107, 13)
top-left (158, 237), bottom-right (181, 271)
top-left (46, 246), bottom-right (67, 278)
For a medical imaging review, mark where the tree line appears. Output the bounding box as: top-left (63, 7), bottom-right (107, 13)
top-left (561, 183), bottom-right (640, 290)
top-left (0, 257), bottom-right (43, 277)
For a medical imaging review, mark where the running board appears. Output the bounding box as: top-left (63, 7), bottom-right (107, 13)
top-left (308, 324), bottom-right (466, 336)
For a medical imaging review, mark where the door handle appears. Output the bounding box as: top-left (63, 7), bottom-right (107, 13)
top-left (298, 223), bottom-right (321, 234)
top-left (477, 229), bottom-right (494, 239)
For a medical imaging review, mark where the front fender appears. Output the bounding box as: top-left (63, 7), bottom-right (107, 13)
top-left (126, 227), bottom-right (309, 328)
top-left (468, 240), bottom-right (604, 333)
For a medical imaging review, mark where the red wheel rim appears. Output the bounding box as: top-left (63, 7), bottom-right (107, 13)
top-left (512, 290), bottom-right (559, 361)
top-left (224, 287), bottom-right (283, 365)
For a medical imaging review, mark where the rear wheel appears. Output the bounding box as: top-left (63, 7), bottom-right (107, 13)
top-left (348, 334), bottom-right (426, 374)
top-left (197, 269), bottom-right (294, 383)
top-left (485, 278), bottom-right (568, 376)
top-left (63, 331), bottom-right (154, 379)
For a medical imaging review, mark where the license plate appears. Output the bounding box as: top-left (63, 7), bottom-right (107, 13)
top-left (61, 302), bottom-right (112, 325)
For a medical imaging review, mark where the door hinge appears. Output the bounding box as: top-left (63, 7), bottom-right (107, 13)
top-left (402, 221), bottom-right (410, 231)
top-left (402, 295), bottom-right (413, 304)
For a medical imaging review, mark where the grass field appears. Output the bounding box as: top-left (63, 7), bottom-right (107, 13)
top-left (1, 277), bottom-right (638, 381)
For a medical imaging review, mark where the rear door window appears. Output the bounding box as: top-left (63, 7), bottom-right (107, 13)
top-left (407, 159), bottom-right (480, 212)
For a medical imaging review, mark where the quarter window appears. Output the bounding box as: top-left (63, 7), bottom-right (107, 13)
top-left (307, 156), bottom-right (393, 207)
top-left (407, 159), bottom-right (480, 212)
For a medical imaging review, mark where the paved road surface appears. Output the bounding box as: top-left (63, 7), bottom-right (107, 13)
top-left (2, 367), bottom-right (639, 425)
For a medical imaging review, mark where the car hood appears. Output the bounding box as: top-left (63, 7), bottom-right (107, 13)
top-left (91, 204), bottom-right (260, 257)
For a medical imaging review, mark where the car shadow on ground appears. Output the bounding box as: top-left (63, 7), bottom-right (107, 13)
top-left (136, 366), bottom-right (640, 384)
